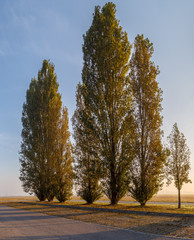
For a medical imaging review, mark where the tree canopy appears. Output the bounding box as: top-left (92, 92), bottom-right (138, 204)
top-left (166, 123), bottom-right (191, 208)
top-left (20, 60), bottom-right (73, 201)
top-left (73, 2), bottom-right (134, 205)
top-left (128, 34), bottom-right (166, 206)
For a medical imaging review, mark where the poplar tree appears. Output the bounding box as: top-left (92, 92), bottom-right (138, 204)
top-left (128, 35), bottom-right (165, 206)
top-left (73, 3), bottom-right (134, 205)
top-left (20, 78), bottom-right (48, 201)
top-left (54, 107), bottom-right (74, 202)
top-left (73, 85), bottom-right (103, 204)
top-left (166, 123), bottom-right (191, 208)
top-left (20, 60), bottom-right (73, 201)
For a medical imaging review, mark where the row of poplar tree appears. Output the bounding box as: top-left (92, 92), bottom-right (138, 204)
top-left (20, 2), bottom-right (191, 208)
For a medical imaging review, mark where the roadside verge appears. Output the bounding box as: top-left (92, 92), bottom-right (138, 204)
top-left (21, 201), bottom-right (194, 218)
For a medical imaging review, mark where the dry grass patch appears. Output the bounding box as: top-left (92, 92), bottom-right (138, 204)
top-left (0, 196), bottom-right (37, 202)
top-left (51, 200), bottom-right (194, 215)
top-left (148, 194), bottom-right (194, 203)
top-left (85, 194), bottom-right (194, 203)
top-left (1, 194), bottom-right (194, 203)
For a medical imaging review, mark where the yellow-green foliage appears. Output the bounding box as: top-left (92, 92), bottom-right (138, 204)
top-left (73, 3), bottom-right (134, 205)
top-left (166, 123), bottom-right (191, 208)
top-left (20, 60), bottom-right (73, 201)
top-left (128, 35), bottom-right (165, 206)
top-left (54, 107), bottom-right (74, 202)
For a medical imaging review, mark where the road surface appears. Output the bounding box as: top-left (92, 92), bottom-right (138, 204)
top-left (0, 205), bottom-right (189, 240)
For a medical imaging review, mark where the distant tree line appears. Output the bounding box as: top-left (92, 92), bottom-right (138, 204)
top-left (19, 2), bottom-right (191, 208)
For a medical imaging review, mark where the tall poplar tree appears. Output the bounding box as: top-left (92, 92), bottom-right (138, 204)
top-left (20, 60), bottom-right (73, 201)
top-left (54, 107), bottom-right (74, 202)
top-left (166, 123), bottom-right (191, 208)
top-left (128, 35), bottom-right (165, 206)
top-left (73, 85), bottom-right (103, 204)
top-left (73, 2), bottom-right (134, 205)
top-left (20, 78), bottom-right (48, 201)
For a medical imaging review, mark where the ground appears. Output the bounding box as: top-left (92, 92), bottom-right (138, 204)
top-left (1, 197), bottom-right (194, 239)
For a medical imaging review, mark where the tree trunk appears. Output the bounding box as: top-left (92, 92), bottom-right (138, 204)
top-left (178, 188), bottom-right (181, 208)
top-left (110, 166), bottom-right (118, 205)
top-left (110, 134), bottom-right (118, 205)
top-left (141, 202), bottom-right (145, 207)
top-left (111, 191), bottom-right (117, 205)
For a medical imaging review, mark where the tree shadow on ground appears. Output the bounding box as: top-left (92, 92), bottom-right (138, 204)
top-left (129, 217), bottom-right (194, 239)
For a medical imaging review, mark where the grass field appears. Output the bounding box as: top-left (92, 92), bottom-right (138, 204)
top-left (1, 194), bottom-right (194, 203)
top-left (18, 198), bottom-right (194, 215)
top-left (101, 194), bottom-right (194, 203)
top-left (70, 194), bottom-right (194, 203)
top-left (0, 196), bottom-right (37, 202)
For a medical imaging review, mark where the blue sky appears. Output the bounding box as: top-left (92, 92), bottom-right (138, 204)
top-left (0, 0), bottom-right (194, 196)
